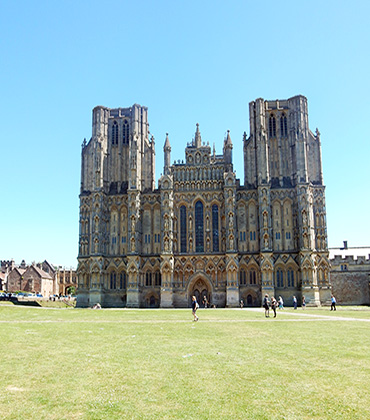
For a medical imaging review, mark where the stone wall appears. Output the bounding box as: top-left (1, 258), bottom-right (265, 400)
top-left (330, 255), bottom-right (370, 305)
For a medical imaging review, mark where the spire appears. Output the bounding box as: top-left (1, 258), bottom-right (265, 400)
top-left (213, 142), bottom-right (216, 157)
top-left (163, 133), bottom-right (171, 175)
top-left (195, 123), bottom-right (202, 148)
top-left (225, 130), bottom-right (233, 148)
top-left (164, 133), bottom-right (171, 151)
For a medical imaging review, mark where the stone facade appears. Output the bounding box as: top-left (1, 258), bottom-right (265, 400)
top-left (56, 268), bottom-right (78, 295)
top-left (76, 96), bottom-right (332, 308)
top-left (329, 247), bottom-right (370, 305)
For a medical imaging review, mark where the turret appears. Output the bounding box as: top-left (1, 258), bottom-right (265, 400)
top-left (195, 123), bottom-right (202, 148)
top-left (223, 130), bottom-right (233, 169)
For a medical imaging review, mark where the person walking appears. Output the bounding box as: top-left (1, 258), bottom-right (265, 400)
top-left (263, 294), bottom-right (270, 317)
top-left (191, 295), bottom-right (199, 321)
top-left (278, 296), bottom-right (284, 310)
top-left (302, 296), bottom-right (306, 309)
top-left (271, 296), bottom-right (277, 318)
top-left (293, 295), bottom-right (297, 310)
top-left (331, 295), bottom-right (336, 311)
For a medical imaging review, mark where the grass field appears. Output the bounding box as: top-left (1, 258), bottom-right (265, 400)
top-left (0, 305), bottom-right (369, 420)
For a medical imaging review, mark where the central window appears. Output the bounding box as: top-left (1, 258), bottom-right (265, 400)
top-left (180, 205), bottom-right (187, 253)
top-left (212, 204), bottom-right (219, 252)
top-left (195, 201), bottom-right (204, 252)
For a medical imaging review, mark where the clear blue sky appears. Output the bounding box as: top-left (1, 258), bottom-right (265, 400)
top-left (1, 0), bottom-right (369, 268)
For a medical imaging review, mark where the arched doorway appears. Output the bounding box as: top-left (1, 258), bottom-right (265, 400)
top-left (145, 293), bottom-right (159, 308)
top-left (242, 289), bottom-right (259, 307)
top-left (150, 295), bottom-right (156, 308)
top-left (189, 277), bottom-right (211, 307)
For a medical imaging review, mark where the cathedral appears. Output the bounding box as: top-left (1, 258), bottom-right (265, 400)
top-left (76, 96), bottom-right (331, 308)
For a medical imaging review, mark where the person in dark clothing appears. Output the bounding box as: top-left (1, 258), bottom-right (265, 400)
top-left (331, 295), bottom-right (336, 311)
top-left (263, 294), bottom-right (270, 317)
top-left (271, 296), bottom-right (277, 318)
top-left (293, 295), bottom-right (297, 310)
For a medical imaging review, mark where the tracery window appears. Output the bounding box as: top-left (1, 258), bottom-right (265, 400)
top-left (280, 113), bottom-right (288, 137)
top-left (239, 269), bottom-right (246, 285)
top-left (276, 269), bottom-right (283, 287)
top-left (180, 205), bottom-right (187, 253)
top-left (212, 204), bottom-right (219, 252)
top-left (120, 272), bottom-right (126, 289)
top-left (123, 120), bottom-right (129, 144)
top-left (287, 270), bottom-right (294, 287)
top-left (112, 121), bottom-right (118, 145)
top-left (154, 271), bottom-right (161, 286)
top-left (269, 114), bottom-right (276, 138)
top-left (249, 270), bottom-right (257, 285)
top-left (146, 272), bottom-right (152, 287)
top-left (110, 272), bottom-right (117, 289)
top-left (195, 201), bottom-right (204, 252)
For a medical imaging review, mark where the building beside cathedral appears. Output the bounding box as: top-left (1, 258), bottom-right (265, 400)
top-left (76, 96), bottom-right (331, 308)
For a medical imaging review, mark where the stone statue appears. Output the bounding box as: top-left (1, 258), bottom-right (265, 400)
top-left (164, 237), bottom-right (169, 251)
top-left (229, 213), bottom-right (233, 228)
top-left (263, 212), bottom-right (268, 228)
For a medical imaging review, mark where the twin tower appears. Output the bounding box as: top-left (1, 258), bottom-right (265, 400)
top-left (77, 96), bottom-right (331, 308)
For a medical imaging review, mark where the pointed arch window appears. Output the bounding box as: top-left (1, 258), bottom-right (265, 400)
top-left (249, 270), bottom-right (257, 285)
top-left (239, 268), bottom-right (246, 285)
top-left (123, 120), bottom-right (129, 144)
top-left (120, 272), bottom-right (126, 289)
top-left (180, 205), bottom-right (187, 253)
top-left (154, 271), bottom-right (161, 286)
top-left (287, 270), bottom-right (294, 287)
top-left (146, 272), bottom-right (152, 287)
top-left (269, 114), bottom-right (276, 138)
top-left (280, 113), bottom-right (288, 137)
top-left (112, 121), bottom-right (118, 145)
top-left (195, 201), bottom-right (204, 252)
top-left (276, 269), bottom-right (283, 287)
top-left (212, 204), bottom-right (219, 252)
top-left (110, 272), bottom-right (117, 289)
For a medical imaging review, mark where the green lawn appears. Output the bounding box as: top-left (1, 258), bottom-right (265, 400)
top-left (0, 306), bottom-right (369, 420)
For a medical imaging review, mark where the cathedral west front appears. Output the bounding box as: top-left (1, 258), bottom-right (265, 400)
top-left (76, 95), bottom-right (331, 308)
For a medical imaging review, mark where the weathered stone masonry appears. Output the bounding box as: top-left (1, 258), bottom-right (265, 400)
top-left (76, 96), bottom-right (331, 308)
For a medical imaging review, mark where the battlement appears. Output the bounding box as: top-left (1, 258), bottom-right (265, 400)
top-left (330, 254), bottom-right (370, 265)
top-left (329, 246), bottom-right (370, 265)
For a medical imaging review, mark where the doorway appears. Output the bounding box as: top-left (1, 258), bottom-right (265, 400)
top-left (189, 277), bottom-right (211, 307)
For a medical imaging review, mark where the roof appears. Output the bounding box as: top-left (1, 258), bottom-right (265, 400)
top-left (14, 267), bottom-right (26, 276)
top-left (29, 265), bottom-right (53, 280)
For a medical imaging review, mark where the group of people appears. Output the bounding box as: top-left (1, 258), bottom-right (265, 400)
top-left (263, 294), bottom-right (282, 318)
top-left (192, 293), bottom-right (337, 321)
top-left (263, 294), bottom-right (307, 317)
